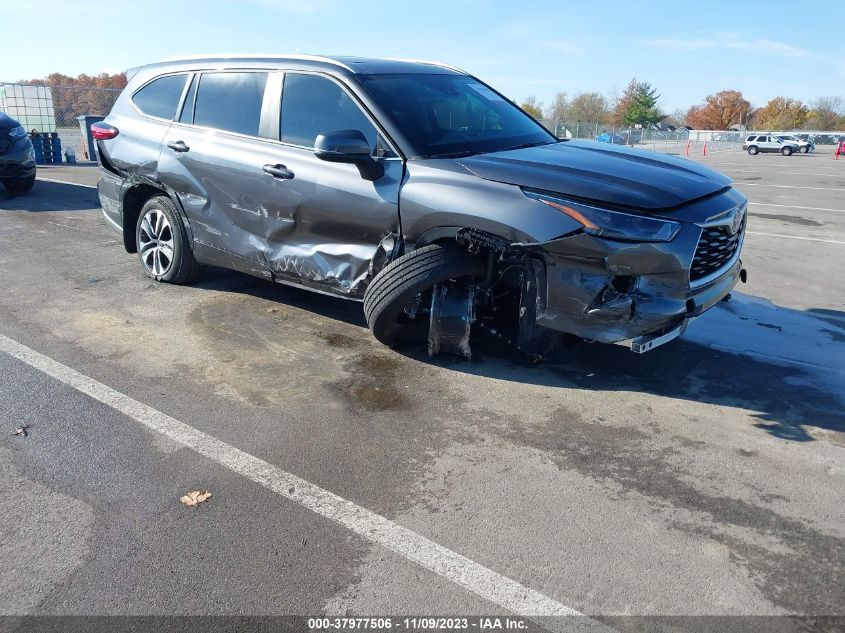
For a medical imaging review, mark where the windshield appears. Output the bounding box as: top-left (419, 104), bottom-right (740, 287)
top-left (358, 73), bottom-right (556, 158)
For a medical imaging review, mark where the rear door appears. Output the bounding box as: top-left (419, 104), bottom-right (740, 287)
top-left (157, 70), bottom-right (285, 277)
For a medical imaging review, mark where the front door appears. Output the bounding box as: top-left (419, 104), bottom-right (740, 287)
top-left (257, 71), bottom-right (403, 295)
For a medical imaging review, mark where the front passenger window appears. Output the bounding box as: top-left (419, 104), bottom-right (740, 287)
top-left (280, 73), bottom-right (378, 150)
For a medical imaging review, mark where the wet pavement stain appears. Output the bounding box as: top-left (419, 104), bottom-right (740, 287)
top-left (505, 412), bottom-right (845, 614)
top-left (749, 212), bottom-right (822, 227)
top-left (316, 331), bottom-right (362, 349)
top-left (329, 353), bottom-right (412, 413)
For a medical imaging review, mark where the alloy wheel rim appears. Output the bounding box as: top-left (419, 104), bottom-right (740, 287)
top-left (139, 208), bottom-right (174, 276)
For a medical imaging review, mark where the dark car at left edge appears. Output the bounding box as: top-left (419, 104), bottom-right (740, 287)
top-left (0, 112), bottom-right (36, 194)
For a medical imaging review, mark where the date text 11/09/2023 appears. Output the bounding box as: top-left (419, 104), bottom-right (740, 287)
top-left (308, 617), bottom-right (529, 630)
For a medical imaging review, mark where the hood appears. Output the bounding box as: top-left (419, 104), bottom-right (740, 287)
top-left (0, 112), bottom-right (20, 130)
top-left (456, 140), bottom-right (732, 211)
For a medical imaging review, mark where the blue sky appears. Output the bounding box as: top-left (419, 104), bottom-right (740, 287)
top-left (4, 0), bottom-right (844, 112)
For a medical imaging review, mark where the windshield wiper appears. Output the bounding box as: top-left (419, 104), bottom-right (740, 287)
top-left (497, 141), bottom-right (556, 153)
top-left (428, 149), bottom-right (483, 159)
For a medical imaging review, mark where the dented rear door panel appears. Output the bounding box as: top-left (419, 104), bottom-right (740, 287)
top-left (157, 130), bottom-right (402, 297)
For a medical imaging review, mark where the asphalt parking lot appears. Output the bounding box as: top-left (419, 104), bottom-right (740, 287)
top-left (1, 147), bottom-right (843, 630)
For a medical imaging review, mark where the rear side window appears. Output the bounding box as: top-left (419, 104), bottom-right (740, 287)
top-left (280, 73), bottom-right (377, 149)
top-left (193, 72), bottom-right (268, 136)
top-left (132, 74), bottom-right (187, 120)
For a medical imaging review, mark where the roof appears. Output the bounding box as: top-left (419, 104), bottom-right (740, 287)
top-left (143, 54), bottom-right (466, 76)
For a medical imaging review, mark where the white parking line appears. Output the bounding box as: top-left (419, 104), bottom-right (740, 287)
top-left (0, 333), bottom-right (592, 625)
top-left (747, 231), bottom-right (845, 245)
top-left (37, 177), bottom-right (97, 189)
top-left (738, 183), bottom-right (844, 192)
top-left (728, 169), bottom-right (842, 177)
top-left (699, 161), bottom-right (831, 169)
top-left (749, 202), bottom-right (845, 214)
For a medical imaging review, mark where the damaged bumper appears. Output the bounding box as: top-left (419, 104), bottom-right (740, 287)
top-left (525, 220), bottom-right (745, 350)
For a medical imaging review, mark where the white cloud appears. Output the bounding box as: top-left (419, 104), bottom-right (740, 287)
top-left (637, 32), bottom-right (845, 77)
top-left (637, 34), bottom-right (811, 57)
top-left (544, 40), bottom-right (585, 56)
top-left (241, 0), bottom-right (334, 13)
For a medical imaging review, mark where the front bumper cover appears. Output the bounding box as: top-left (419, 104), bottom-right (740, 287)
top-left (0, 138), bottom-right (37, 180)
top-left (523, 222), bottom-right (744, 346)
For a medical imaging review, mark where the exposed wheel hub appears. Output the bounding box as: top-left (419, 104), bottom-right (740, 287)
top-left (427, 279), bottom-right (476, 359)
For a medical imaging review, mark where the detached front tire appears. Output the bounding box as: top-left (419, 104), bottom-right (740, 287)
top-left (363, 243), bottom-right (485, 347)
top-left (135, 195), bottom-right (202, 284)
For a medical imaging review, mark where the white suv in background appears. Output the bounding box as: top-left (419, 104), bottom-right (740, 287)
top-left (775, 134), bottom-right (814, 153)
top-left (743, 134), bottom-right (800, 156)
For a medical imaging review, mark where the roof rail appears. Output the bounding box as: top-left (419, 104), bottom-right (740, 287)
top-left (387, 58), bottom-right (468, 74)
top-left (154, 53), bottom-right (355, 72)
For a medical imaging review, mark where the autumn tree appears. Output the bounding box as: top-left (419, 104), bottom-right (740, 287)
top-left (567, 92), bottom-right (609, 123)
top-left (19, 72), bottom-right (128, 127)
top-left (613, 79), bottom-right (663, 126)
top-left (520, 95), bottom-right (544, 122)
top-left (544, 92), bottom-right (569, 125)
top-left (755, 97), bottom-right (808, 130)
top-left (803, 96), bottom-right (845, 130)
top-left (663, 108), bottom-right (688, 128)
top-left (685, 90), bottom-right (750, 130)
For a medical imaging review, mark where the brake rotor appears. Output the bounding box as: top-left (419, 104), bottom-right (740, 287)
top-left (427, 279), bottom-right (476, 359)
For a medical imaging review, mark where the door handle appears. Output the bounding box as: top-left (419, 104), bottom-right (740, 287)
top-left (263, 164), bottom-right (295, 180)
top-left (166, 140), bottom-right (190, 152)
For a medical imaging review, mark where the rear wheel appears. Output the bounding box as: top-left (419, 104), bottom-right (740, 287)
top-left (135, 195), bottom-right (202, 284)
top-left (747, 146), bottom-right (758, 155)
top-left (2, 176), bottom-right (35, 193)
top-left (363, 243), bottom-right (485, 347)
top-left (781, 146), bottom-right (793, 156)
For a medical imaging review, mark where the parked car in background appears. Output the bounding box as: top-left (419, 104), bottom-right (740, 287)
top-left (0, 112), bottom-right (36, 193)
top-left (595, 132), bottom-right (626, 145)
top-left (95, 54), bottom-right (747, 359)
top-left (743, 134), bottom-right (800, 156)
top-left (776, 134), bottom-right (814, 153)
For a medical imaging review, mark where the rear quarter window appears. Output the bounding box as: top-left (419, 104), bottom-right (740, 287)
top-left (132, 74), bottom-right (187, 120)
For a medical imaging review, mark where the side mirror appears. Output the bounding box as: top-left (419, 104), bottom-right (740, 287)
top-left (314, 129), bottom-right (384, 181)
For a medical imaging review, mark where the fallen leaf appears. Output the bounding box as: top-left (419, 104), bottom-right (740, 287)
top-left (180, 490), bottom-right (212, 506)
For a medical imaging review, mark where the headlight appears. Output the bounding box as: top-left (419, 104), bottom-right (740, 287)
top-left (529, 193), bottom-right (681, 242)
top-left (8, 126), bottom-right (27, 140)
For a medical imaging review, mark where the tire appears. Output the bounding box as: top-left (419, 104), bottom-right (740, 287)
top-left (135, 195), bottom-right (202, 284)
top-left (801, 146), bottom-right (809, 153)
top-left (363, 243), bottom-right (485, 347)
top-left (781, 147), bottom-right (793, 156)
top-left (2, 176), bottom-right (35, 193)
top-left (747, 146), bottom-right (758, 155)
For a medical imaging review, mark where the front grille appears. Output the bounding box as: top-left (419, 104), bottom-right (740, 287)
top-left (690, 219), bottom-right (745, 283)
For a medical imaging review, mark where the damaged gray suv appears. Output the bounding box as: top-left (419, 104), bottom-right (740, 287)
top-left (96, 55), bottom-right (747, 358)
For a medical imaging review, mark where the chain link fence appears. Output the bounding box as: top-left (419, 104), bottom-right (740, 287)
top-left (1, 83), bottom-right (122, 161)
top-left (3, 82), bottom-right (842, 163)
top-left (552, 120), bottom-right (744, 155)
